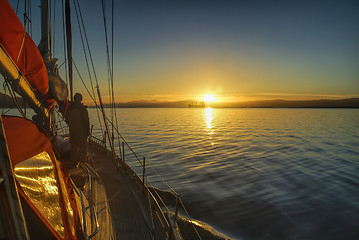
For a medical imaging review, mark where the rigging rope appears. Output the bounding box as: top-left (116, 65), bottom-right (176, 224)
top-left (52, 0), bottom-right (56, 57)
top-left (100, 0), bottom-right (115, 143)
top-left (55, 108), bottom-right (67, 136)
top-left (3, 77), bottom-right (26, 119)
top-left (58, 58), bottom-right (68, 69)
top-left (61, 0), bottom-right (68, 86)
top-left (110, 0), bottom-right (120, 153)
top-left (73, 58), bottom-right (112, 143)
top-left (73, 59), bottom-right (97, 104)
top-left (73, 0), bottom-right (103, 132)
top-left (1, 82), bottom-right (9, 115)
top-left (72, 0), bottom-right (95, 98)
top-left (16, 0), bottom-right (20, 14)
top-left (49, 0), bottom-right (51, 53)
top-left (111, 0), bottom-right (115, 145)
top-left (56, 3), bottom-right (199, 237)
top-left (27, 0), bottom-right (32, 37)
top-left (73, 0), bottom-right (105, 132)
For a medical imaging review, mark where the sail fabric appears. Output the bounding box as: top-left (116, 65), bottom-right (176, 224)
top-left (14, 151), bottom-right (67, 238)
top-left (0, 0), bottom-right (54, 108)
top-left (2, 116), bottom-right (82, 239)
top-left (2, 116), bottom-right (52, 167)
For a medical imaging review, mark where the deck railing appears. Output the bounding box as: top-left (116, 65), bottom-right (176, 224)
top-left (88, 134), bottom-right (173, 239)
top-left (56, 114), bottom-right (201, 239)
top-left (89, 131), bottom-right (202, 240)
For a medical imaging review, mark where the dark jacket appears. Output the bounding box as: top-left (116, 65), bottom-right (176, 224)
top-left (66, 102), bottom-right (90, 138)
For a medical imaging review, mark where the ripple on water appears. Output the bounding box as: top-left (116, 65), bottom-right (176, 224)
top-left (90, 108), bottom-right (359, 240)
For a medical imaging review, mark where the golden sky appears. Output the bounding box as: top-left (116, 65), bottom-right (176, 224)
top-left (10, 0), bottom-right (358, 104)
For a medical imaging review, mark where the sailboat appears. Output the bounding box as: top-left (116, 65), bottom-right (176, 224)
top-left (0, 0), bottom-right (229, 239)
top-left (0, 0), bottom-right (117, 238)
top-left (188, 101), bottom-right (206, 108)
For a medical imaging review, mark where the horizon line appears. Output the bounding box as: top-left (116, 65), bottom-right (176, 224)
top-left (86, 97), bottom-right (359, 106)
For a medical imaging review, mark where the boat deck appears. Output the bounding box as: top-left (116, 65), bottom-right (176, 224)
top-left (88, 143), bottom-right (163, 240)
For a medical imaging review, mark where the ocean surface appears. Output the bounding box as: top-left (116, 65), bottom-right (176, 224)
top-left (89, 108), bottom-right (359, 240)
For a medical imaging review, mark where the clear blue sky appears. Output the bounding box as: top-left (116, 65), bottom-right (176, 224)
top-left (9, 0), bottom-right (359, 103)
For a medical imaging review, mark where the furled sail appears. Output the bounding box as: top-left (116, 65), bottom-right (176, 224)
top-left (0, 0), bottom-right (55, 109)
top-left (2, 116), bottom-right (83, 239)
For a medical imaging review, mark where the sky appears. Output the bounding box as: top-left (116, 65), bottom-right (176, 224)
top-left (9, 0), bottom-right (359, 104)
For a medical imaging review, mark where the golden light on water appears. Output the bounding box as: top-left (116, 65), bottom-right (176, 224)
top-left (205, 107), bottom-right (213, 129)
top-left (204, 107), bottom-right (215, 146)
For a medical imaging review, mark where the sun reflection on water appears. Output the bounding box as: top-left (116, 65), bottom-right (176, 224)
top-left (204, 107), bottom-right (215, 145)
top-left (205, 107), bottom-right (213, 129)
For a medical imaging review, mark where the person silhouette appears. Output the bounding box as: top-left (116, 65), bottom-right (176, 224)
top-left (66, 93), bottom-right (90, 165)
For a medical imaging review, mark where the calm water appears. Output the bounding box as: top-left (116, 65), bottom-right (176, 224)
top-left (90, 108), bottom-right (359, 240)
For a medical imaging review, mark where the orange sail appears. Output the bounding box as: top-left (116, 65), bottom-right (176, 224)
top-left (2, 116), bottom-right (82, 239)
top-left (0, 0), bottom-right (54, 108)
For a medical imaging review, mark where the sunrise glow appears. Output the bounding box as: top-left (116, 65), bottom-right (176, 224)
top-left (203, 94), bottom-right (216, 103)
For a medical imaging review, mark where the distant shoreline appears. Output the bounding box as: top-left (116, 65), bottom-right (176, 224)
top-left (88, 106), bottom-right (359, 109)
top-left (1, 92), bottom-right (358, 109)
top-left (89, 98), bottom-right (359, 109)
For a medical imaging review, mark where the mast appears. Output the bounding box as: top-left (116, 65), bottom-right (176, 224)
top-left (65, 0), bottom-right (73, 101)
top-left (37, 0), bottom-right (69, 136)
top-left (38, 0), bottom-right (56, 136)
top-left (38, 0), bottom-right (51, 62)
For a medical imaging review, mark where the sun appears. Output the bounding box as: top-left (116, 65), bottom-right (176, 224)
top-left (202, 94), bottom-right (216, 103)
